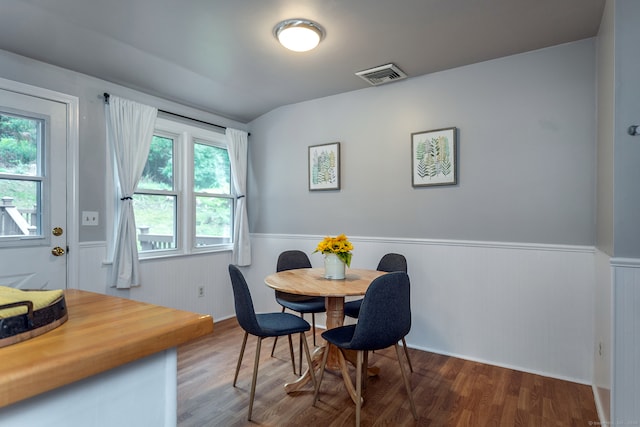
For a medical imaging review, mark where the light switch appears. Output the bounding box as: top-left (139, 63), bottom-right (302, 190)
top-left (82, 211), bottom-right (99, 226)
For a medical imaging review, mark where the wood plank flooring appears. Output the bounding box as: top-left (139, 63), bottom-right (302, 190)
top-left (177, 318), bottom-right (599, 426)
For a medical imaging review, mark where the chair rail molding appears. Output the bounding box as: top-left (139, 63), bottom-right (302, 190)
top-left (250, 233), bottom-right (595, 253)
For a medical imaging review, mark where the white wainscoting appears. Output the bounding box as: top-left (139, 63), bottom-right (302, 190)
top-left (77, 241), bottom-right (109, 294)
top-left (247, 234), bottom-right (596, 384)
top-left (593, 249), bottom-right (612, 424)
top-left (76, 241), bottom-right (235, 319)
top-left (131, 251), bottom-right (234, 317)
top-left (77, 235), bottom-right (595, 384)
top-left (611, 258), bottom-right (640, 425)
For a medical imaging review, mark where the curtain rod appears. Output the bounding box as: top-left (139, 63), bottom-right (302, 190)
top-left (103, 92), bottom-right (231, 133)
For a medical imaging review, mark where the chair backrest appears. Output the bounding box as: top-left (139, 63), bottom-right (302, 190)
top-left (376, 253), bottom-right (407, 273)
top-left (348, 271), bottom-right (411, 351)
top-left (276, 250), bottom-right (312, 272)
top-left (228, 264), bottom-right (263, 336)
top-left (275, 250), bottom-right (313, 302)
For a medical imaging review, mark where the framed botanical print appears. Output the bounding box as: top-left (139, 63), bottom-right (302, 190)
top-left (411, 127), bottom-right (457, 187)
top-left (309, 142), bottom-right (340, 191)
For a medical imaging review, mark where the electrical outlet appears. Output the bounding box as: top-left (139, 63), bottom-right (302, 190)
top-left (82, 211), bottom-right (99, 226)
top-left (198, 286), bottom-right (204, 297)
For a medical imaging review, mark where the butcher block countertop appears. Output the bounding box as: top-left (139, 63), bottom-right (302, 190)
top-left (0, 289), bottom-right (214, 408)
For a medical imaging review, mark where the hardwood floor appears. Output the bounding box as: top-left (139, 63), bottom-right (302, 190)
top-left (177, 318), bottom-right (599, 426)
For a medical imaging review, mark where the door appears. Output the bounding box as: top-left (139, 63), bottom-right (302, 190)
top-left (0, 87), bottom-right (67, 290)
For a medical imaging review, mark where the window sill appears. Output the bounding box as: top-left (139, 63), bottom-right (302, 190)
top-left (102, 245), bottom-right (233, 265)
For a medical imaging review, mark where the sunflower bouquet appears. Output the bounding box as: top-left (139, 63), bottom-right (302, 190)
top-left (313, 234), bottom-right (354, 267)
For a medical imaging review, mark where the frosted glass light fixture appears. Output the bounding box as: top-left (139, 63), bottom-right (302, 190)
top-left (274, 19), bottom-right (324, 52)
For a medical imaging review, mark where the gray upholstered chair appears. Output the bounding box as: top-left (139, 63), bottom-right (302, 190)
top-left (229, 264), bottom-right (316, 421)
top-left (271, 250), bottom-right (325, 372)
top-left (313, 271), bottom-right (418, 426)
top-left (343, 253), bottom-right (413, 371)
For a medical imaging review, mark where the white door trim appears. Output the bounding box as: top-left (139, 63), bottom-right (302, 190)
top-left (0, 77), bottom-right (79, 289)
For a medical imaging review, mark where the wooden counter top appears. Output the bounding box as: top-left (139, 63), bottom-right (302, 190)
top-left (0, 289), bottom-right (213, 408)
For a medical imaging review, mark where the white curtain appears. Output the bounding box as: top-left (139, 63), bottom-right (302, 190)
top-left (106, 96), bottom-right (157, 288)
top-left (226, 128), bottom-right (251, 266)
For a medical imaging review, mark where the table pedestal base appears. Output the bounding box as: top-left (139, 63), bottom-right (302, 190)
top-left (284, 344), bottom-right (379, 404)
top-left (263, 273), bottom-right (386, 406)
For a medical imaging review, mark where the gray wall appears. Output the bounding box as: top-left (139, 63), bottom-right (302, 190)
top-left (248, 39), bottom-right (597, 246)
top-left (613, 0), bottom-right (640, 258)
top-left (594, 1), bottom-right (640, 423)
top-left (0, 49), bottom-right (247, 243)
top-left (596, 0), bottom-right (615, 256)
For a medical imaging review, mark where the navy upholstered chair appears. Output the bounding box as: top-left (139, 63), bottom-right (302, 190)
top-left (228, 264), bottom-right (316, 421)
top-left (344, 253), bottom-right (413, 371)
top-left (313, 271), bottom-right (418, 426)
top-left (271, 250), bottom-right (326, 371)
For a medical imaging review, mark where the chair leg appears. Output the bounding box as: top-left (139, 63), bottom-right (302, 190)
top-left (394, 343), bottom-right (417, 420)
top-left (248, 336), bottom-right (263, 421)
top-left (301, 332), bottom-right (317, 389)
top-left (402, 337), bottom-right (414, 372)
top-left (311, 313), bottom-right (317, 346)
top-left (270, 306), bottom-right (286, 357)
top-left (362, 350), bottom-right (369, 390)
top-left (270, 336), bottom-right (278, 357)
top-left (298, 313), bottom-right (304, 374)
top-left (287, 334), bottom-right (296, 375)
top-left (313, 343), bottom-right (331, 406)
top-left (233, 331), bottom-right (248, 387)
top-left (356, 350), bottom-right (364, 427)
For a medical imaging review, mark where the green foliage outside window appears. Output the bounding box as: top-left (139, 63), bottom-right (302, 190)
top-left (0, 114), bottom-right (39, 211)
top-left (0, 114), bottom-right (38, 173)
top-left (141, 135), bottom-right (173, 190)
top-left (194, 142), bottom-right (230, 193)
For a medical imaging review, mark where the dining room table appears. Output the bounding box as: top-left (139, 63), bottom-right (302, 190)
top-left (264, 267), bottom-right (386, 403)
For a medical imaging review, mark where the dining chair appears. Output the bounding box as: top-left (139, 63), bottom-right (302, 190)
top-left (343, 253), bottom-right (413, 371)
top-left (228, 264), bottom-right (317, 421)
top-left (271, 250), bottom-right (326, 372)
top-left (313, 271), bottom-right (418, 426)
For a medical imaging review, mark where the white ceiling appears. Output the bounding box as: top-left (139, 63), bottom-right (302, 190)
top-left (0, 0), bottom-right (605, 123)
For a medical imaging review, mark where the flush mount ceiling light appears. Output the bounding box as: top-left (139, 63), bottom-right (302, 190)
top-left (274, 19), bottom-right (324, 52)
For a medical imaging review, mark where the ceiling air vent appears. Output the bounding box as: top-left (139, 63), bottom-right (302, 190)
top-left (355, 63), bottom-right (407, 86)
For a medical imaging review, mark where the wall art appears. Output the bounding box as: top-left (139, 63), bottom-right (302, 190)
top-left (411, 127), bottom-right (457, 187)
top-left (309, 142), bottom-right (340, 191)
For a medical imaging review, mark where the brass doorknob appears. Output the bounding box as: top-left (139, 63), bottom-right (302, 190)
top-left (51, 246), bottom-right (66, 256)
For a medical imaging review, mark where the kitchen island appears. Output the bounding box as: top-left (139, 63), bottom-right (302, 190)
top-left (0, 289), bottom-right (213, 426)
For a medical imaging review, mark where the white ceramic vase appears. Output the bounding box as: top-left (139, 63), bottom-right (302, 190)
top-left (324, 253), bottom-right (346, 280)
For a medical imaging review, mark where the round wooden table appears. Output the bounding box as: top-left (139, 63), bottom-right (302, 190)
top-left (264, 267), bottom-right (386, 401)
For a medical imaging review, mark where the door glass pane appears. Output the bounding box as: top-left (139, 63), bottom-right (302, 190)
top-left (0, 113), bottom-right (43, 238)
top-left (193, 142), bottom-right (230, 194)
top-left (0, 113), bottom-right (41, 176)
top-left (0, 179), bottom-right (40, 237)
top-left (134, 194), bottom-right (176, 251)
top-left (195, 196), bottom-right (232, 246)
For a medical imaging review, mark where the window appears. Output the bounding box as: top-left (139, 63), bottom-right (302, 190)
top-left (133, 117), bottom-right (233, 256)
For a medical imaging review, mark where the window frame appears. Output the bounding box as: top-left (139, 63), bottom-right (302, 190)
top-left (134, 116), bottom-right (233, 259)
